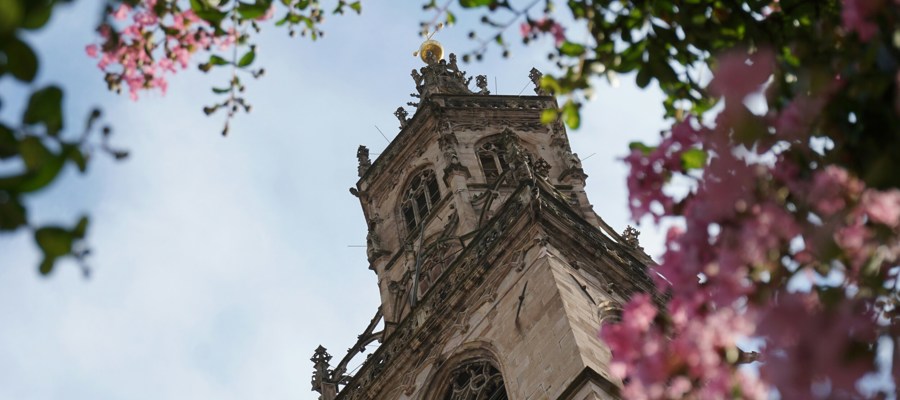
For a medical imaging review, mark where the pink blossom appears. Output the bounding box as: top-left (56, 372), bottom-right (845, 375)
top-left (861, 189), bottom-right (900, 228)
top-left (519, 18), bottom-right (566, 46)
top-left (548, 22), bottom-right (565, 45)
top-left (772, 94), bottom-right (827, 142)
top-left (624, 119), bottom-right (704, 221)
top-left (519, 22), bottom-right (530, 38)
top-left (708, 48), bottom-right (775, 102)
top-left (760, 294), bottom-right (877, 398)
top-left (87, 0), bottom-right (229, 100)
top-left (808, 165), bottom-right (861, 217)
top-left (134, 10), bottom-right (158, 27)
top-left (842, 0), bottom-right (880, 42)
top-left (214, 28), bottom-right (238, 50)
top-left (616, 40), bottom-right (893, 399)
top-left (112, 4), bottom-right (131, 20)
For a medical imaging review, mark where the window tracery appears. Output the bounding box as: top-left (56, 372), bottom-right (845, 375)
top-left (442, 361), bottom-right (508, 400)
top-left (477, 140), bottom-right (511, 186)
top-left (401, 169), bottom-right (441, 233)
top-left (415, 240), bottom-right (461, 298)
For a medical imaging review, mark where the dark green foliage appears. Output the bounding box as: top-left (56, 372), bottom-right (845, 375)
top-left (0, 0), bottom-right (128, 276)
top-left (455, 0), bottom-right (900, 190)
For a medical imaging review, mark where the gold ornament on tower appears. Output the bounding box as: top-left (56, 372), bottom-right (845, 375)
top-left (413, 22), bottom-right (444, 64)
top-left (418, 39), bottom-right (444, 64)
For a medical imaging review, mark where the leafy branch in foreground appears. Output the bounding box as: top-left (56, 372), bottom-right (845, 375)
top-left (87, 0), bottom-right (361, 135)
top-left (1, 0), bottom-right (360, 276)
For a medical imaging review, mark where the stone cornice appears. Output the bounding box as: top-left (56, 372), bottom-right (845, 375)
top-left (356, 94), bottom-right (560, 197)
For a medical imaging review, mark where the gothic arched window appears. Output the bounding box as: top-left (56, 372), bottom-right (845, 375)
top-left (442, 361), bottom-right (508, 400)
top-left (402, 169), bottom-right (441, 233)
top-left (477, 139), bottom-right (510, 186)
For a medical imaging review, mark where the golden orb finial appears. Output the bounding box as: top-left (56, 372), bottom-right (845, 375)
top-left (418, 40), bottom-right (444, 64)
top-left (413, 22), bottom-right (445, 64)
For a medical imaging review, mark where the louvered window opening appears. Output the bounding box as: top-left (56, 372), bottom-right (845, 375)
top-left (402, 170), bottom-right (441, 233)
top-left (443, 361), bottom-right (508, 400)
top-left (477, 141), bottom-right (510, 186)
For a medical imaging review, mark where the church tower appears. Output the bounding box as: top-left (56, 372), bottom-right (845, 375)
top-left (311, 45), bottom-right (657, 400)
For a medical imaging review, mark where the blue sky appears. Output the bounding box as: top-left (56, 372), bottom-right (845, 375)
top-left (0, 1), bottom-right (668, 399)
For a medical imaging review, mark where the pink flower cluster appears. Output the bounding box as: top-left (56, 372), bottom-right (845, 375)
top-left (623, 119), bottom-right (701, 222)
top-left (611, 45), bottom-right (900, 399)
top-left (841, 0), bottom-right (881, 42)
top-left (604, 296), bottom-right (769, 399)
top-left (520, 18), bottom-right (566, 46)
top-left (85, 1), bottom-right (232, 100)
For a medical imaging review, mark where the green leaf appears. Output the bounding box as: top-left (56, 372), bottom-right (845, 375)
top-left (208, 54), bottom-right (229, 66)
top-left (0, 0), bottom-right (23, 33)
top-left (23, 86), bottom-right (64, 136)
top-left (16, 136), bottom-right (65, 193)
top-left (18, 136), bottom-right (50, 170)
top-left (73, 216), bottom-right (89, 238)
top-left (540, 109), bottom-right (558, 124)
top-left (212, 87), bottom-right (230, 94)
top-left (628, 141), bottom-right (656, 155)
top-left (39, 256), bottom-right (56, 275)
top-left (539, 75), bottom-right (561, 94)
top-left (4, 37), bottom-right (38, 82)
top-left (559, 41), bottom-right (585, 57)
top-left (237, 50), bottom-right (255, 67)
top-left (22, 2), bottom-right (53, 30)
top-left (0, 193), bottom-right (27, 230)
top-left (561, 101), bottom-right (581, 129)
top-left (349, 1), bottom-right (361, 13)
top-left (35, 226), bottom-right (73, 257)
top-left (459, 0), bottom-right (493, 8)
top-left (681, 148), bottom-right (707, 170)
top-left (190, 0), bottom-right (227, 26)
top-left (65, 145), bottom-right (88, 172)
top-left (237, 0), bottom-right (271, 20)
top-left (635, 66), bottom-right (652, 88)
top-left (0, 123), bottom-right (16, 160)
top-left (445, 10), bottom-right (456, 25)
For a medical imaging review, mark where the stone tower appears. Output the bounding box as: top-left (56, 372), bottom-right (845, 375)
top-left (311, 52), bottom-right (657, 400)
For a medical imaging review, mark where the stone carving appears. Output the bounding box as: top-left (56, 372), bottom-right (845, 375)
top-left (311, 345), bottom-right (338, 400)
top-left (511, 250), bottom-right (526, 272)
top-left (597, 299), bottom-right (623, 323)
top-left (534, 157), bottom-right (551, 178)
top-left (499, 129), bottom-right (534, 182)
top-left (394, 107), bottom-right (409, 129)
top-left (558, 148), bottom-right (588, 182)
top-left (357, 145), bottom-right (371, 177)
top-left (366, 214), bottom-right (390, 262)
top-left (622, 225), bottom-right (642, 250)
top-left (410, 69), bottom-right (423, 87)
top-left (549, 123), bottom-right (567, 148)
top-left (529, 67), bottom-right (548, 95)
top-left (450, 310), bottom-right (470, 334)
top-left (438, 129), bottom-right (460, 164)
top-left (566, 151), bottom-right (582, 169)
top-left (411, 53), bottom-right (474, 98)
top-left (475, 75), bottom-right (490, 95)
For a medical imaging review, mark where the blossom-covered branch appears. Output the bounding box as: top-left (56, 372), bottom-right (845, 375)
top-left (453, 0), bottom-right (900, 397)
